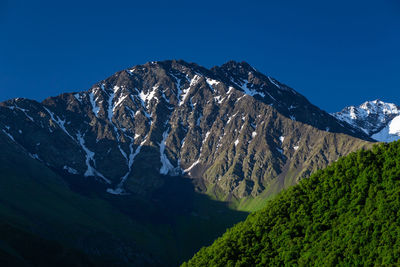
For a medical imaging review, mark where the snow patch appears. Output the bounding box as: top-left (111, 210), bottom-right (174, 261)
top-left (76, 132), bottom-right (110, 183)
top-left (118, 145), bottom-right (128, 162)
top-left (89, 92), bottom-right (100, 118)
top-left (2, 130), bottom-right (15, 142)
top-left (181, 136), bottom-right (186, 148)
top-left (161, 91), bottom-right (170, 103)
top-left (227, 112), bottom-right (238, 124)
top-left (204, 131), bottom-right (211, 143)
top-left (113, 85), bottom-right (120, 93)
top-left (114, 94), bottom-right (129, 111)
top-left (133, 103), bottom-right (151, 121)
top-left (214, 95), bottom-right (223, 104)
top-left (389, 115), bottom-right (400, 135)
top-left (190, 74), bottom-right (201, 87)
top-left (180, 75), bottom-right (200, 106)
top-left (108, 135), bottom-right (148, 195)
top-left (159, 130), bottom-right (174, 174)
top-left (139, 86), bottom-right (158, 109)
top-left (196, 113), bottom-right (203, 126)
top-left (43, 107), bottom-right (75, 141)
top-left (107, 92), bottom-right (115, 123)
top-left (234, 139), bottom-right (239, 146)
top-left (159, 129), bottom-right (180, 175)
top-left (170, 73), bottom-right (183, 101)
top-left (183, 159), bottom-right (200, 174)
top-left (268, 77), bottom-right (281, 89)
top-left (240, 79), bottom-right (265, 98)
top-left (226, 86), bottom-right (234, 95)
top-left (106, 188), bottom-right (125, 195)
top-left (372, 115), bottom-right (400, 142)
top-left (14, 106), bottom-right (34, 122)
top-left (63, 166), bottom-right (78, 174)
top-left (206, 78), bottom-right (219, 91)
top-left (74, 93), bottom-right (82, 102)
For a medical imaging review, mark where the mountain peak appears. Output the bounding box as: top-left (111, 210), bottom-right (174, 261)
top-left (333, 100), bottom-right (400, 141)
top-left (0, 59), bottom-right (373, 199)
top-left (219, 60), bottom-right (255, 70)
top-left (358, 99), bottom-right (399, 115)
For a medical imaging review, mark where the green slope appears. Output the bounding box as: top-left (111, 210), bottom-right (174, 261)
top-left (183, 141), bottom-right (400, 266)
top-left (0, 135), bottom-right (248, 266)
top-left (0, 222), bottom-right (99, 267)
top-left (0, 132), bottom-right (166, 265)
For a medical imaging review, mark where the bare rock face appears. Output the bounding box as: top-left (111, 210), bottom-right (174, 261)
top-left (0, 60), bottom-right (372, 200)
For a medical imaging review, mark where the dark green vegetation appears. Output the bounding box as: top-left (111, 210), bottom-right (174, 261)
top-left (184, 141), bottom-right (400, 266)
top-left (0, 223), bottom-right (97, 267)
top-left (0, 136), bottom-right (247, 266)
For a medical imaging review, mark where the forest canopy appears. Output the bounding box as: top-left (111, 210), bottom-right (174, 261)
top-left (183, 141), bottom-right (400, 266)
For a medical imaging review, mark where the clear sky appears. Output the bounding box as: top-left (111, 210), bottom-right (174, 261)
top-left (1, 0), bottom-right (399, 112)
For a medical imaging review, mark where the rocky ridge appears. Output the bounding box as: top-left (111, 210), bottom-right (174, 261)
top-left (0, 60), bottom-right (372, 200)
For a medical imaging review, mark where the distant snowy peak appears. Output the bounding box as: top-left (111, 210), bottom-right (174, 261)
top-left (371, 115), bottom-right (400, 142)
top-left (359, 100), bottom-right (399, 115)
top-left (333, 100), bottom-right (400, 142)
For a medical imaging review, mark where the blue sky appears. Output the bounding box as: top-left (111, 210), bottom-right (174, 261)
top-left (1, 0), bottom-right (399, 112)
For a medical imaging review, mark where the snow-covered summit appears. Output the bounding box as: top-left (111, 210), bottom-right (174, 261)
top-left (333, 100), bottom-right (400, 142)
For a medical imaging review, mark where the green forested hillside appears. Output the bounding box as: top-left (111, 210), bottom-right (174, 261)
top-left (184, 141), bottom-right (400, 266)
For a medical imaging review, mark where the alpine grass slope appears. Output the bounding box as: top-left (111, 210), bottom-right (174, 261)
top-left (184, 141), bottom-right (400, 266)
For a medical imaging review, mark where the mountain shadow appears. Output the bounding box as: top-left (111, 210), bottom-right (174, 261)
top-left (59, 146), bottom-right (250, 266)
top-left (0, 139), bottom-right (248, 266)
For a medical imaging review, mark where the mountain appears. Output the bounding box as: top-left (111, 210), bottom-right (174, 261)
top-left (0, 60), bottom-right (373, 265)
top-left (333, 100), bottom-right (400, 142)
top-left (183, 141), bottom-right (400, 266)
top-left (0, 60), bottom-right (372, 200)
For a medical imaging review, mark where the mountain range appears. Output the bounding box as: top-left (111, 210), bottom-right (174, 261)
top-left (0, 59), bottom-right (397, 265)
top-left (0, 60), bottom-right (373, 200)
